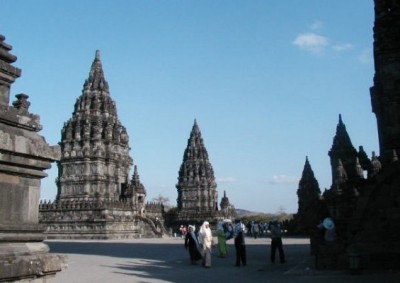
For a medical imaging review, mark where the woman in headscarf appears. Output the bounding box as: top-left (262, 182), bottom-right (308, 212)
top-left (217, 220), bottom-right (233, 257)
top-left (184, 225), bottom-right (202, 264)
top-left (217, 221), bottom-right (227, 257)
top-left (198, 221), bottom-right (214, 268)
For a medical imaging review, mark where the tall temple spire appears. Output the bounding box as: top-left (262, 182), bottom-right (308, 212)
top-left (191, 119), bottom-right (201, 138)
top-left (295, 157), bottom-right (321, 236)
top-left (328, 114), bottom-right (359, 185)
top-left (301, 156), bottom-right (315, 179)
top-left (57, 51), bottom-right (132, 202)
top-left (297, 156), bottom-right (321, 204)
top-left (176, 120), bottom-right (217, 212)
top-left (330, 114), bottom-right (355, 152)
top-left (83, 50), bottom-right (109, 93)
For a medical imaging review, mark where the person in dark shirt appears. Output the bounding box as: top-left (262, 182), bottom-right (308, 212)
top-left (267, 220), bottom-right (286, 264)
top-left (233, 219), bottom-right (247, 267)
top-left (184, 225), bottom-right (202, 264)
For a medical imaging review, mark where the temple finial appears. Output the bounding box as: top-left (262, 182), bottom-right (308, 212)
top-left (95, 50), bottom-right (101, 60)
top-left (83, 50), bottom-right (109, 92)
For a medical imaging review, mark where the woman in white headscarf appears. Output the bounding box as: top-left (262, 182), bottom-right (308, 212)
top-left (198, 221), bottom-right (214, 268)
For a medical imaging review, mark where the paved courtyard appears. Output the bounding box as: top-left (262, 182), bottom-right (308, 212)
top-left (46, 236), bottom-right (399, 283)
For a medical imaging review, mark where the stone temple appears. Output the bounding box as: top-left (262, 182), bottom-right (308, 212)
top-left (39, 51), bottom-right (163, 239)
top-left (56, 50), bottom-right (132, 203)
top-left (0, 34), bottom-right (64, 282)
top-left (295, 0), bottom-right (400, 271)
top-left (175, 120), bottom-right (235, 224)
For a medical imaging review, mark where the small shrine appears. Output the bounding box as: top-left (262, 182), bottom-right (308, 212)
top-left (175, 120), bottom-right (235, 225)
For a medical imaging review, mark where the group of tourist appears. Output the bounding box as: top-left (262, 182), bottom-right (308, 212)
top-left (183, 219), bottom-right (286, 268)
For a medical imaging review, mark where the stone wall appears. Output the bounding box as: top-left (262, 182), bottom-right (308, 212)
top-left (0, 34), bottom-right (65, 282)
top-left (347, 161), bottom-right (400, 269)
top-left (40, 200), bottom-right (163, 239)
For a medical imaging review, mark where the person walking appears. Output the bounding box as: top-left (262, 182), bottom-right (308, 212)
top-left (267, 220), bottom-right (286, 264)
top-left (198, 221), bottom-right (214, 268)
top-left (233, 219), bottom-right (247, 267)
top-left (184, 225), bottom-right (202, 265)
top-left (251, 222), bottom-right (260, 239)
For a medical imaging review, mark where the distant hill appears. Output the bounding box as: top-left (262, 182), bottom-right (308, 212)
top-left (235, 209), bottom-right (268, 217)
top-left (235, 209), bottom-right (293, 219)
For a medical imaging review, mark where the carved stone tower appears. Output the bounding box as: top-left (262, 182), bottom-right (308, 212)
top-left (295, 157), bottom-right (325, 253)
top-left (370, 0), bottom-right (400, 164)
top-left (176, 120), bottom-right (219, 222)
top-left (0, 34), bottom-right (64, 282)
top-left (328, 115), bottom-right (359, 185)
top-left (39, 51), bottom-right (161, 239)
top-left (56, 50), bottom-right (132, 202)
top-left (296, 157), bottom-right (321, 219)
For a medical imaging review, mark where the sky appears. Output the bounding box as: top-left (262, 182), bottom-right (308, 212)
top-left (1, 1), bottom-right (378, 214)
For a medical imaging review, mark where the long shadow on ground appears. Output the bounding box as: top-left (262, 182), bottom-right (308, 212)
top-left (46, 239), bottom-right (399, 283)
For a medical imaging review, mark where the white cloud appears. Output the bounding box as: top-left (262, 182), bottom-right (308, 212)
top-left (293, 33), bottom-right (329, 54)
top-left (309, 20), bottom-right (323, 30)
top-left (358, 48), bottom-right (373, 64)
top-left (269, 175), bottom-right (299, 185)
top-left (332, 43), bottom-right (354, 52)
top-left (216, 176), bottom-right (237, 183)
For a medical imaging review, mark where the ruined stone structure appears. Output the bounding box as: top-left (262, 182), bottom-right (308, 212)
top-left (39, 51), bottom-right (163, 239)
top-left (370, 0), bottom-right (400, 164)
top-left (175, 120), bottom-right (235, 224)
top-left (0, 34), bottom-right (64, 282)
top-left (296, 0), bottom-right (400, 270)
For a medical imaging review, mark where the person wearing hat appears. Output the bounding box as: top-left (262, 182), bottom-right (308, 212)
top-left (318, 217), bottom-right (336, 242)
top-left (233, 219), bottom-right (247, 267)
top-left (267, 219), bottom-right (286, 264)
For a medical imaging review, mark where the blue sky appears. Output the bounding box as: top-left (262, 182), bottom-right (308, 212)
top-left (1, 1), bottom-right (377, 213)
